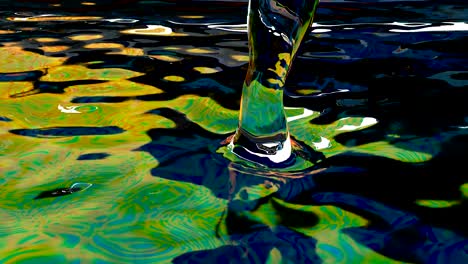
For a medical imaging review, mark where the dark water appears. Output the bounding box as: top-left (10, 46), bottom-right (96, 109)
top-left (0, 0), bottom-right (467, 263)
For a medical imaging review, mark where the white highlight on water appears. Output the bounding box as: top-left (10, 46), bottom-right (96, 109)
top-left (313, 136), bottom-right (331, 150)
top-left (337, 117), bottom-right (378, 131)
top-left (10, 14), bottom-right (59, 21)
top-left (168, 20), bottom-right (221, 26)
top-left (311, 29), bottom-right (332, 33)
top-left (389, 22), bottom-right (468, 32)
top-left (58, 104), bottom-right (81, 114)
top-left (123, 25), bottom-right (173, 35)
top-left (285, 107), bottom-right (315, 122)
top-left (207, 22), bottom-right (467, 34)
top-left (105, 18), bottom-right (139, 23)
top-left (70, 182), bottom-right (93, 192)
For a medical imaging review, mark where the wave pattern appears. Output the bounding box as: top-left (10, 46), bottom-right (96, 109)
top-left (0, 1), bottom-right (467, 263)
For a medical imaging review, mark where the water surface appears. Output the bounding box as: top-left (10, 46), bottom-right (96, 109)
top-left (0, 0), bottom-right (467, 263)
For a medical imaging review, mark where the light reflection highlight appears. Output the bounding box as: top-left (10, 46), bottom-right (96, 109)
top-left (69, 34), bottom-right (104, 41)
top-left (7, 15), bottom-right (102, 22)
top-left (390, 22), bottom-right (468, 32)
top-left (39, 46), bottom-right (69, 53)
top-left (121, 25), bottom-right (174, 36)
top-left (207, 21), bottom-right (468, 34)
top-left (163, 76), bottom-right (185, 82)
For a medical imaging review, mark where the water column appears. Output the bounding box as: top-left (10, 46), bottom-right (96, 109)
top-left (230, 0), bottom-right (320, 166)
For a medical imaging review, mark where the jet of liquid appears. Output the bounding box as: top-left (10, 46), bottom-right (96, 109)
top-left (229, 0), bottom-right (321, 167)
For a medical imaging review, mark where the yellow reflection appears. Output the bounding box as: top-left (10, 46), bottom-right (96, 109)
top-left (295, 89), bottom-right (320, 95)
top-left (231, 54), bottom-right (249, 62)
top-left (0, 47), bottom-right (65, 73)
top-left (267, 53), bottom-right (290, 84)
top-left (1, 42), bottom-right (19, 47)
top-left (267, 78), bottom-right (283, 86)
top-left (39, 46), bottom-right (69, 53)
top-left (0, 82), bottom-right (35, 99)
top-left (122, 25), bottom-right (172, 35)
top-left (84, 43), bottom-right (124, 49)
top-left (40, 65), bottom-right (143, 82)
top-left (163, 76), bottom-right (185, 82)
top-left (7, 16), bottom-right (102, 22)
top-left (150, 55), bottom-right (183, 62)
top-left (66, 80), bottom-right (163, 96)
top-left (121, 25), bottom-right (187, 37)
top-left (0, 30), bottom-right (15, 34)
top-left (193, 67), bottom-right (221, 74)
top-left (34, 37), bottom-right (60, 43)
top-left (186, 48), bottom-right (215, 54)
top-left (178, 15), bottom-right (204, 19)
top-left (81, 2), bottom-right (96, 5)
top-left (69, 34), bottom-right (103, 41)
top-left (108, 47), bottom-right (145, 56)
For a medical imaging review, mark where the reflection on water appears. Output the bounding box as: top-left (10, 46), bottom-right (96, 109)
top-left (0, 0), bottom-right (467, 263)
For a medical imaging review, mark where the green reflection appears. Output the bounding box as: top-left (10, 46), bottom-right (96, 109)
top-left (231, 0), bottom-right (320, 167)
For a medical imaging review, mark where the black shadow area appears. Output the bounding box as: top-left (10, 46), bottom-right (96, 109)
top-left (10, 126), bottom-right (125, 138)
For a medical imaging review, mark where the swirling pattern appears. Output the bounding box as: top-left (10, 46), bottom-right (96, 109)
top-left (0, 47), bottom-right (66, 73)
top-left (40, 65), bottom-right (144, 82)
top-left (1, 1), bottom-right (467, 263)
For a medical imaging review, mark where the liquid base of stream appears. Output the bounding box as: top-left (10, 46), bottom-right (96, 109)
top-left (219, 133), bottom-right (325, 173)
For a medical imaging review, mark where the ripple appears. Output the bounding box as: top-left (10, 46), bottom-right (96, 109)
top-left (58, 105), bottom-right (81, 114)
top-left (149, 54), bottom-right (183, 62)
top-left (193, 67), bottom-right (222, 74)
top-left (77, 153), bottom-right (110, 160)
top-left (429, 71), bottom-right (468, 87)
top-left (163, 75), bottom-right (185, 82)
top-left (0, 47), bottom-right (65, 73)
top-left (0, 3), bottom-right (466, 263)
top-left (1, 244), bottom-right (67, 263)
top-left (157, 45), bottom-right (248, 67)
top-left (336, 117), bottom-right (378, 131)
top-left (66, 80), bottom-right (163, 96)
top-left (104, 18), bottom-right (139, 24)
top-left (121, 25), bottom-right (182, 36)
top-left (0, 30), bottom-right (16, 34)
top-left (7, 15), bottom-right (102, 22)
top-left (38, 46), bottom-right (70, 53)
top-left (415, 199), bottom-right (461, 208)
top-left (390, 22), bottom-right (468, 33)
top-left (34, 182), bottom-right (93, 200)
top-left (68, 34), bottom-right (104, 41)
top-left (83, 43), bottom-right (124, 49)
top-left (40, 65), bottom-right (144, 82)
top-left (33, 38), bottom-right (60, 43)
top-left (9, 126), bottom-right (125, 138)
